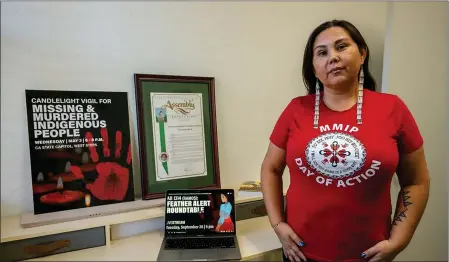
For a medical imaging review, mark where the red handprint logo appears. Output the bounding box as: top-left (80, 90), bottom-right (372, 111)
top-left (71, 128), bottom-right (132, 201)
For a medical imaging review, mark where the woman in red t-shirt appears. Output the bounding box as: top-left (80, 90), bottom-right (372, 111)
top-left (260, 19), bottom-right (430, 262)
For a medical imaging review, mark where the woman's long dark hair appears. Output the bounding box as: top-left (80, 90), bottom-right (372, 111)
top-left (302, 20), bottom-right (377, 94)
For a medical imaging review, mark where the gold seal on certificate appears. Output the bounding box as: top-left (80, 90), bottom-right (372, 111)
top-left (134, 74), bottom-right (221, 200)
top-left (151, 93), bottom-right (207, 181)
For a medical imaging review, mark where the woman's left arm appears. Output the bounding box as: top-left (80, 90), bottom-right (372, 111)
top-left (363, 146), bottom-right (430, 261)
top-left (389, 146), bottom-right (430, 250)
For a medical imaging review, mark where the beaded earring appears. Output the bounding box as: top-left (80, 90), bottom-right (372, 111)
top-left (357, 67), bottom-right (364, 124)
top-left (313, 79), bottom-right (320, 129)
top-left (313, 66), bottom-right (364, 129)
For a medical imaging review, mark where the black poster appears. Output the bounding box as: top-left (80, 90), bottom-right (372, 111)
top-left (25, 90), bottom-right (135, 214)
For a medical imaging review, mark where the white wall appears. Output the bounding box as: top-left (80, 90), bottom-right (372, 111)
top-left (382, 2), bottom-right (448, 261)
top-left (1, 1), bottom-right (388, 216)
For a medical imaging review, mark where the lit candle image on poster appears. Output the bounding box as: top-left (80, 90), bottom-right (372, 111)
top-left (150, 93), bottom-right (207, 181)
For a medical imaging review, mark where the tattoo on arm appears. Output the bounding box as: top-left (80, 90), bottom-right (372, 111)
top-left (392, 190), bottom-right (412, 226)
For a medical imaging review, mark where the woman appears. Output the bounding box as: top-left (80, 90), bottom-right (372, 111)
top-left (216, 193), bottom-right (234, 232)
top-left (260, 20), bottom-right (430, 262)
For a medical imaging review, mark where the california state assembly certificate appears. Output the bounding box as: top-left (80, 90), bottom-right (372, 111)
top-left (150, 93), bottom-right (207, 181)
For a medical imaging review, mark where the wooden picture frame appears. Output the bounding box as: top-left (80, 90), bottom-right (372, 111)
top-left (134, 74), bottom-right (221, 200)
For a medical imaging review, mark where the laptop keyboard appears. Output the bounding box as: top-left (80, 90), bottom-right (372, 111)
top-left (165, 237), bottom-right (235, 249)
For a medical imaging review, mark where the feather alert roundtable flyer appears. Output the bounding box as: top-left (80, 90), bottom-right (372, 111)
top-left (25, 90), bottom-right (135, 215)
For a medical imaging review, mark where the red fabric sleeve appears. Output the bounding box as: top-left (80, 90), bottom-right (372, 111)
top-left (395, 96), bottom-right (424, 154)
top-left (269, 99), bottom-right (297, 150)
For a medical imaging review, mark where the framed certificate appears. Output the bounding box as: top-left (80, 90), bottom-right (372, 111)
top-left (134, 74), bottom-right (221, 200)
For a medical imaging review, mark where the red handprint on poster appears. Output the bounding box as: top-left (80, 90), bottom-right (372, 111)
top-left (71, 128), bottom-right (132, 201)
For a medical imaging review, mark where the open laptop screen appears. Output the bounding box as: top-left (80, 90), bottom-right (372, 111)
top-left (164, 189), bottom-right (236, 237)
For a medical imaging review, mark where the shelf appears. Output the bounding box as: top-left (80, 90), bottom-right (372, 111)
top-left (1, 192), bottom-right (267, 243)
top-left (1, 190), bottom-right (284, 261)
top-left (1, 200), bottom-right (163, 243)
top-left (25, 216), bottom-right (281, 261)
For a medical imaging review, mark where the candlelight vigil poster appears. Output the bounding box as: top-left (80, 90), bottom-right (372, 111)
top-left (25, 90), bottom-right (135, 214)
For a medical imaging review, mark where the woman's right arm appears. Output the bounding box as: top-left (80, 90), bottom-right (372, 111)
top-left (260, 142), bottom-right (287, 227)
top-left (261, 142), bottom-right (306, 262)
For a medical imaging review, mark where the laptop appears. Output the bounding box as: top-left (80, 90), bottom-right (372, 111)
top-left (157, 189), bottom-right (242, 261)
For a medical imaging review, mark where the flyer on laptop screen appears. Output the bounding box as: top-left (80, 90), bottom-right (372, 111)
top-left (165, 190), bottom-right (235, 235)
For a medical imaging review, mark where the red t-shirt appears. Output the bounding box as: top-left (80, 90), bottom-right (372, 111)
top-left (270, 89), bottom-right (423, 261)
